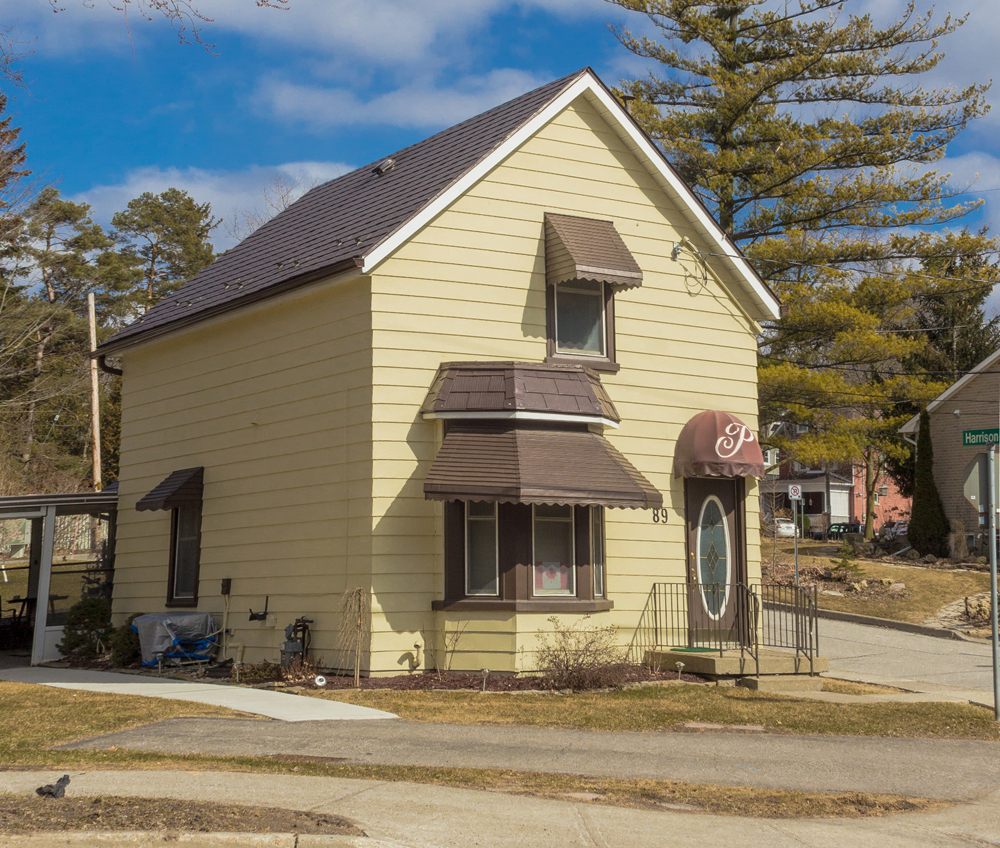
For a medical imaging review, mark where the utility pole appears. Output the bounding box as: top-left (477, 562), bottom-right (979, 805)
top-left (87, 293), bottom-right (102, 492)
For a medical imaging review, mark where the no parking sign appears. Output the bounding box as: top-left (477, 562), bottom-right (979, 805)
top-left (788, 484), bottom-right (802, 500)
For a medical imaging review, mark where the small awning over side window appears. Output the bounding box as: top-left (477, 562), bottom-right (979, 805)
top-left (424, 425), bottom-right (662, 509)
top-left (135, 467), bottom-right (204, 512)
top-left (545, 213), bottom-right (643, 292)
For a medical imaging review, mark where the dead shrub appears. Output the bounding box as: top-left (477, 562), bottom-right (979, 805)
top-left (949, 520), bottom-right (969, 561)
top-left (534, 615), bottom-right (629, 691)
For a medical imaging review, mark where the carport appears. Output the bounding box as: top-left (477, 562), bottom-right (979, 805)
top-left (0, 487), bottom-right (118, 665)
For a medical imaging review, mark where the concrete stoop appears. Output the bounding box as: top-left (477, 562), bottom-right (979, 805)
top-left (646, 648), bottom-right (828, 678)
top-left (736, 674), bottom-right (824, 693)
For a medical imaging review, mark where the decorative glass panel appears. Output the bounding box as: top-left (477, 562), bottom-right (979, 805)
top-left (555, 280), bottom-right (604, 356)
top-left (533, 504), bottom-right (575, 596)
top-left (466, 501), bottom-right (498, 596)
top-left (696, 496), bottom-right (731, 618)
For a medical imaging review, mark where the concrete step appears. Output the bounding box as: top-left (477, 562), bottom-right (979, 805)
top-left (737, 674), bottom-right (824, 693)
top-left (646, 648), bottom-right (828, 677)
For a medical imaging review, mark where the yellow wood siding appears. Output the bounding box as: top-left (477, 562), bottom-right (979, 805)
top-left (368, 95), bottom-right (761, 672)
top-left (113, 276), bottom-right (374, 666)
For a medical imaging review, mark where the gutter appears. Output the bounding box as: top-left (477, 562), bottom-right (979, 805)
top-left (97, 355), bottom-right (122, 377)
top-left (91, 257), bottom-right (364, 358)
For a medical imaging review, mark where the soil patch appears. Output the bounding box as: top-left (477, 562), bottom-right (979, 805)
top-left (0, 794), bottom-right (363, 835)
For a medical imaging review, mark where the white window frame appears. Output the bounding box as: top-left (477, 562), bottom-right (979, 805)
top-left (465, 501), bottom-right (499, 597)
top-left (554, 280), bottom-right (606, 358)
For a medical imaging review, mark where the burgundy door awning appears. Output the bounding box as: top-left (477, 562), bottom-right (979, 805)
top-left (673, 411), bottom-right (764, 479)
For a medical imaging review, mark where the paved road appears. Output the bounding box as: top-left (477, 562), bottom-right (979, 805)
top-left (821, 619), bottom-right (996, 693)
top-left (64, 716), bottom-right (1000, 800)
top-left (4, 770), bottom-right (1000, 848)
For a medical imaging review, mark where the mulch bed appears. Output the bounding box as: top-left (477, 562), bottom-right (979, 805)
top-left (278, 666), bottom-right (701, 691)
top-left (0, 795), bottom-right (364, 835)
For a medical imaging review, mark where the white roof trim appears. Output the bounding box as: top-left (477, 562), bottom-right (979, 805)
top-left (899, 347), bottom-right (1000, 433)
top-left (422, 409), bottom-right (619, 429)
top-left (361, 71), bottom-right (780, 322)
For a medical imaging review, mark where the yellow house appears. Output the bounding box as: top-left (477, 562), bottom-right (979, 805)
top-left (95, 68), bottom-right (780, 675)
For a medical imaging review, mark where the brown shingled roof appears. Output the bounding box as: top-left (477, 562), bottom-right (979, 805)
top-left (424, 424), bottom-right (661, 509)
top-left (97, 70), bottom-right (591, 355)
top-left (545, 213), bottom-right (643, 291)
top-left (421, 361), bottom-right (620, 423)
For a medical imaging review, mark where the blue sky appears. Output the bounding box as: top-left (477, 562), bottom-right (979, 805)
top-left (3, 0), bottom-right (999, 256)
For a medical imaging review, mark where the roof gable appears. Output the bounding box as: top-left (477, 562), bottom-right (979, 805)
top-left (899, 347), bottom-right (1000, 433)
top-left (99, 68), bottom-right (779, 355)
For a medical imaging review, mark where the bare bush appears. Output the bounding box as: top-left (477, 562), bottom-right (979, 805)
top-left (534, 615), bottom-right (629, 691)
top-left (949, 520), bottom-right (969, 561)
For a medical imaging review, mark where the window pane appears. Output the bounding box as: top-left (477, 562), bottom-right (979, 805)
top-left (556, 280), bottom-right (604, 356)
top-left (172, 507), bottom-right (201, 600)
top-left (533, 504), bottom-right (574, 596)
top-left (592, 506), bottom-right (605, 597)
top-left (466, 503), bottom-right (498, 596)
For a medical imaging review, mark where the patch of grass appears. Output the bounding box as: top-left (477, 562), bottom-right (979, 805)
top-left (821, 679), bottom-right (910, 695)
top-left (0, 682), bottom-right (949, 820)
top-left (0, 681), bottom-right (254, 767)
top-left (310, 684), bottom-right (1000, 740)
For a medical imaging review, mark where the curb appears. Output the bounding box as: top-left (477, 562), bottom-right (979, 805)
top-left (10, 833), bottom-right (364, 846)
top-left (815, 608), bottom-right (970, 641)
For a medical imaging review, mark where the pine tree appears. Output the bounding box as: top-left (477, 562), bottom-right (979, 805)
top-left (908, 409), bottom-right (949, 557)
top-left (609, 0), bottom-right (994, 537)
top-left (110, 188), bottom-right (219, 313)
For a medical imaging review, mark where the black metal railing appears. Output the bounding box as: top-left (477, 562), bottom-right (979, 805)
top-left (760, 583), bottom-right (819, 675)
top-left (627, 582), bottom-right (819, 676)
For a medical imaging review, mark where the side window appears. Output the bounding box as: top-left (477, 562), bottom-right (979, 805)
top-left (592, 506), bottom-right (605, 598)
top-left (168, 505), bottom-right (202, 605)
top-left (466, 501), bottom-right (499, 596)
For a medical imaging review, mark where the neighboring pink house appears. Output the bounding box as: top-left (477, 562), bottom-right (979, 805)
top-left (760, 446), bottom-right (910, 533)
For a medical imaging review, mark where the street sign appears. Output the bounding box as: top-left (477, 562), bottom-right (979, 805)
top-left (788, 484), bottom-right (802, 500)
top-left (965, 428), bottom-right (1000, 447)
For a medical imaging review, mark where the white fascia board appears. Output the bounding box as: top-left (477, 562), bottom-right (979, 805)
top-left (361, 72), bottom-right (780, 322)
top-left (422, 409), bottom-right (619, 429)
top-left (898, 347), bottom-right (1000, 434)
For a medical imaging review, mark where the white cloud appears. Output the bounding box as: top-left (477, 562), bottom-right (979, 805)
top-left (72, 160), bottom-right (352, 250)
top-left (255, 68), bottom-right (549, 130)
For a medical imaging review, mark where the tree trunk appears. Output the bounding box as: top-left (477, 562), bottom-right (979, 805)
top-left (20, 332), bottom-right (48, 463)
top-left (863, 449), bottom-right (876, 541)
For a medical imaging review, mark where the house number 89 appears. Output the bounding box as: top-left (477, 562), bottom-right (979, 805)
top-left (651, 508), bottom-right (669, 524)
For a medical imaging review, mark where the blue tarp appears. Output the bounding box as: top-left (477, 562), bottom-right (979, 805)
top-left (132, 612), bottom-right (218, 666)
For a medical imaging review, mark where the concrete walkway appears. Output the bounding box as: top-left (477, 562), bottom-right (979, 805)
top-left (3, 769), bottom-right (999, 848)
top-left (0, 666), bottom-right (396, 722)
top-left (821, 618), bottom-right (996, 692)
top-left (62, 716), bottom-right (1000, 799)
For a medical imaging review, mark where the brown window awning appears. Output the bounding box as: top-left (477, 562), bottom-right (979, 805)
top-left (545, 213), bottom-right (643, 292)
top-left (135, 467), bottom-right (204, 512)
top-left (425, 425), bottom-right (662, 509)
top-left (673, 411), bottom-right (764, 479)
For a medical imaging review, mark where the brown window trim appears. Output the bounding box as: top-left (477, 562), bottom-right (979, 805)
top-left (442, 500), bottom-right (609, 608)
top-left (165, 505), bottom-right (202, 608)
top-left (545, 281), bottom-right (618, 371)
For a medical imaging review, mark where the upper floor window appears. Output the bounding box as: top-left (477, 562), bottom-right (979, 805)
top-left (555, 280), bottom-right (605, 357)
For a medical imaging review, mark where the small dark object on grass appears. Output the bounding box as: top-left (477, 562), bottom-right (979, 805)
top-left (36, 775), bottom-right (70, 799)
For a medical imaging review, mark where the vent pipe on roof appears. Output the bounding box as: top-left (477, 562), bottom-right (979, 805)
top-left (372, 158), bottom-right (396, 176)
top-left (621, 94), bottom-right (635, 115)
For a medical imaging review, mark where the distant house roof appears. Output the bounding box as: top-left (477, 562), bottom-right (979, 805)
top-left (899, 347), bottom-right (1000, 434)
top-left (97, 68), bottom-right (779, 356)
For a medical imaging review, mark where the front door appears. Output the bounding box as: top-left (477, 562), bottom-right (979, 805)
top-left (685, 478), bottom-right (746, 642)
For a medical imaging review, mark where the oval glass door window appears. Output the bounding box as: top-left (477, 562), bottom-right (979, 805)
top-left (697, 495), bottom-right (731, 618)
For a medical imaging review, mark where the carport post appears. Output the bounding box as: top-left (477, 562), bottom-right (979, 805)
top-left (990, 446), bottom-right (1000, 721)
top-left (30, 505), bottom-right (56, 667)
